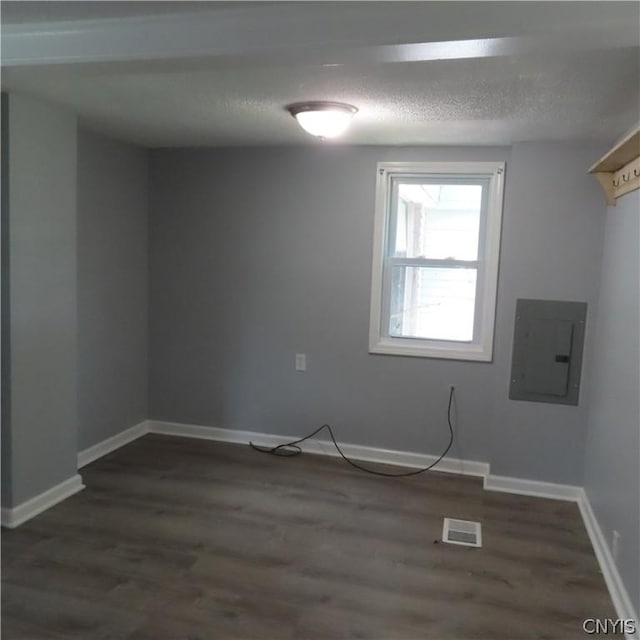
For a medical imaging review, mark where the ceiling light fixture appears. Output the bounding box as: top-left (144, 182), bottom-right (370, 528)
top-left (287, 101), bottom-right (358, 139)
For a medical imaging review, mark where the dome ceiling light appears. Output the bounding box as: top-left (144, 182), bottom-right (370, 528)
top-left (287, 101), bottom-right (358, 139)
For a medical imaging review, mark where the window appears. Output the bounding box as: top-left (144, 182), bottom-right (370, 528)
top-left (369, 161), bottom-right (505, 361)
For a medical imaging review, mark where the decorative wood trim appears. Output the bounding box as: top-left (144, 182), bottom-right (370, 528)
top-left (592, 172), bottom-right (617, 207)
top-left (613, 156), bottom-right (640, 200)
top-left (589, 126), bottom-right (640, 206)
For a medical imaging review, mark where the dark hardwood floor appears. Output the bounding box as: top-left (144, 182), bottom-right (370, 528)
top-left (2, 434), bottom-right (617, 639)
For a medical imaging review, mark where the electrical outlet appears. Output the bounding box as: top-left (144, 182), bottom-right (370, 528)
top-left (295, 353), bottom-right (306, 371)
top-left (611, 530), bottom-right (620, 562)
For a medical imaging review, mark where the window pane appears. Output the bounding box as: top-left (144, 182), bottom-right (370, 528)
top-left (392, 183), bottom-right (483, 260)
top-left (389, 267), bottom-right (477, 341)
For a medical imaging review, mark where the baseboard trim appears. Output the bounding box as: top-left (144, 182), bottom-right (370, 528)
top-left (483, 474), bottom-right (583, 502)
top-left (77, 421), bottom-right (149, 469)
top-left (147, 420), bottom-right (490, 478)
top-left (578, 489), bottom-right (639, 639)
top-left (65, 417), bottom-right (640, 634)
top-left (1, 474), bottom-right (85, 529)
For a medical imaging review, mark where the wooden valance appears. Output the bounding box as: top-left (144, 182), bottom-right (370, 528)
top-left (589, 126), bottom-right (640, 206)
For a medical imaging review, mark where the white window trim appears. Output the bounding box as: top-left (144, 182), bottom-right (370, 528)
top-left (369, 161), bottom-right (505, 362)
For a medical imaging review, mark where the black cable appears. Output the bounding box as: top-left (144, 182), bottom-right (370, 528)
top-left (249, 386), bottom-right (455, 478)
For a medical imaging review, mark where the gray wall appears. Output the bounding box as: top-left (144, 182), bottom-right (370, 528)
top-left (77, 128), bottom-right (149, 451)
top-left (149, 142), bottom-right (605, 485)
top-left (583, 189), bottom-right (639, 614)
top-left (490, 142), bottom-right (606, 482)
top-left (1, 93), bottom-right (12, 506)
top-left (2, 93), bottom-right (78, 506)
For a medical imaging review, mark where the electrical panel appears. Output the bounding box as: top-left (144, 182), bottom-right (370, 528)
top-left (509, 299), bottom-right (587, 405)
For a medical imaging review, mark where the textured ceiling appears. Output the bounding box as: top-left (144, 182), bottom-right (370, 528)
top-left (2, 2), bottom-right (639, 148)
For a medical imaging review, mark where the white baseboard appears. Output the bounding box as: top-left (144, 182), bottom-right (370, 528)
top-left (77, 421), bottom-right (149, 468)
top-left (483, 473), bottom-right (583, 502)
top-left (1, 474), bottom-right (85, 529)
top-left (25, 416), bottom-right (634, 635)
top-left (148, 420), bottom-right (637, 634)
top-left (147, 420), bottom-right (490, 478)
top-left (578, 489), bottom-right (639, 640)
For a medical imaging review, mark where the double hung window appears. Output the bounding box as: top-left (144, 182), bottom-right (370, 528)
top-left (369, 162), bottom-right (505, 361)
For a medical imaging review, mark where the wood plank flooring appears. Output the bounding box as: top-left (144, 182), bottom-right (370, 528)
top-left (2, 434), bottom-right (617, 639)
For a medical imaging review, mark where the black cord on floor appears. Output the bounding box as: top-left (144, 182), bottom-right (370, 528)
top-left (249, 386), bottom-right (455, 478)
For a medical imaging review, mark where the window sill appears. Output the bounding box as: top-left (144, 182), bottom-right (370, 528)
top-left (369, 338), bottom-right (493, 362)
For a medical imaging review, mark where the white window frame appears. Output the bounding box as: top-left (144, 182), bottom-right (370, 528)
top-left (369, 161), bottom-right (505, 362)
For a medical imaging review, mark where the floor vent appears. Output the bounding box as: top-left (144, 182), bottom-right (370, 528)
top-left (442, 518), bottom-right (482, 547)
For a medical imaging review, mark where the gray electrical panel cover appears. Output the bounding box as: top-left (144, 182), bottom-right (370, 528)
top-left (509, 299), bottom-right (587, 405)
